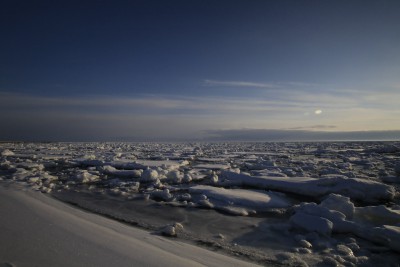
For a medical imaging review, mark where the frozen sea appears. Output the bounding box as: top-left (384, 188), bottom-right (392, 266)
top-left (1, 141), bottom-right (400, 266)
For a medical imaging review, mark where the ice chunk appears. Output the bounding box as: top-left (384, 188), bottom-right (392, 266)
top-left (173, 222), bottom-right (184, 231)
top-left (197, 199), bottom-right (214, 208)
top-left (41, 172), bottom-right (58, 181)
top-left (16, 162), bottom-right (45, 171)
top-left (209, 172), bottom-right (218, 184)
top-left (1, 149), bottom-right (14, 156)
top-left (189, 185), bottom-right (291, 215)
top-left (140, 169), bottom-right (159, 183)
top-left (0, 159), bottom-right (12, 170)
top-left (298, 239), bottom-right (312, 249)
top-left (355, 205), bottom-right (400, 225)
top-left (166, 170), bottom-right (183, 183)
top-left (320, 194), bottom-right (355, 219)
top-left (102, 165), bottom-right (142, 178)
top-left (74, 170), bottom-right (100, 183)
top-left (179, 193), bottom-right (191, 201)
top-left (357, 225), bottom-right (400, 252)
top-left (28, 177), bottom-right (41, 184)
top-left (109, 161), bottom-right (144, 170)
top-left (297, 202), bottom-right (347, 222)
top-left (161, 225), bottom-right (176, 237)
top-left (12, 168), bottom-right (32, 181)
top-left (291, 202), bottom-right (358, 234)
top-left (182, 173), bottom-right (192, 183)
top-left (179, 160), bottom-right (190, 166)
top-left (151, 188), bottom-right (173, 201)
top-left (290, 212), bottom-right (333, 236)
top-left (336, 244), bottom-right (354, 257)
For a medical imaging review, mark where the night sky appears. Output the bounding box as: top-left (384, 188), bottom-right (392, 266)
top-left (1, 0), bottom-right (400, 141)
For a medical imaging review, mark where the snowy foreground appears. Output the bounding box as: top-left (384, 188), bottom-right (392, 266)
top-left (1, 141), bottom-right (400, 266)
top-left (0, 184), bottom-right (259, 267)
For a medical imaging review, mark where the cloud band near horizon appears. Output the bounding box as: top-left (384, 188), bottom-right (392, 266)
top-left (0, 89), bottom-right (399, 141)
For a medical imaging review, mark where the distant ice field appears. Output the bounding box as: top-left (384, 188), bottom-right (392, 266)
top-left (1, 141), bottom-right (400, 266)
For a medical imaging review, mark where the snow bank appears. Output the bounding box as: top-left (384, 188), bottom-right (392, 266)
top-left (220, 171), bottom-right (396, 202)
top-left (0, 185), bottom-right (260, 267)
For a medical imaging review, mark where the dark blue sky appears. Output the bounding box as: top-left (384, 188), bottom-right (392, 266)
top-left (1, 0), bottom-right (400, 141)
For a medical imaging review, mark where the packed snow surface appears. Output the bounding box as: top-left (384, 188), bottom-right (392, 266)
top-left (1, 141), bottom-right (400, 266)
top-left (0, 184), bottom-right (259, 267)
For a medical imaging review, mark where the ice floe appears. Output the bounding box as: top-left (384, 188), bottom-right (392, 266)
top-left (189, 185), bottom-right (292, 215)
top-left (102, 165), bottom-right (142, 178)
top-left (220, 171), bottom-right (396, 202)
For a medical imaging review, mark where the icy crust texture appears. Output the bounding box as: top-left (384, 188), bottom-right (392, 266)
top-left (1, 141), bottom-right (400, 266)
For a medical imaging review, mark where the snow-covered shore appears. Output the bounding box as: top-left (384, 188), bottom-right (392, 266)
top-left (0, 183), bottom-right (260, 267)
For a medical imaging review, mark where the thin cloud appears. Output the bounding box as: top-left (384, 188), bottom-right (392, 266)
top-left (287, 125), bottom-right (337, 130)
top-left (0, 91), bottom-right (399, 141)
top-left (1, 89), bottom-right (398, 113)
top-left (0, 92), bottom-right (332, 114)
top-left (0, 90), bottom-right (397, 118)
top-left (276, 81), bottom-right (323, 87)
top-left (1, 90), bottom-right (399, 140)
top-left (204, 79), bottom-right (325, 89)
top-left (204, 79), bottom-right (277, 88)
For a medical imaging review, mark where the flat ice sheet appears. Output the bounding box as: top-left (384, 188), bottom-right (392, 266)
top-left (0, 184), bottom-right (259, 267)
